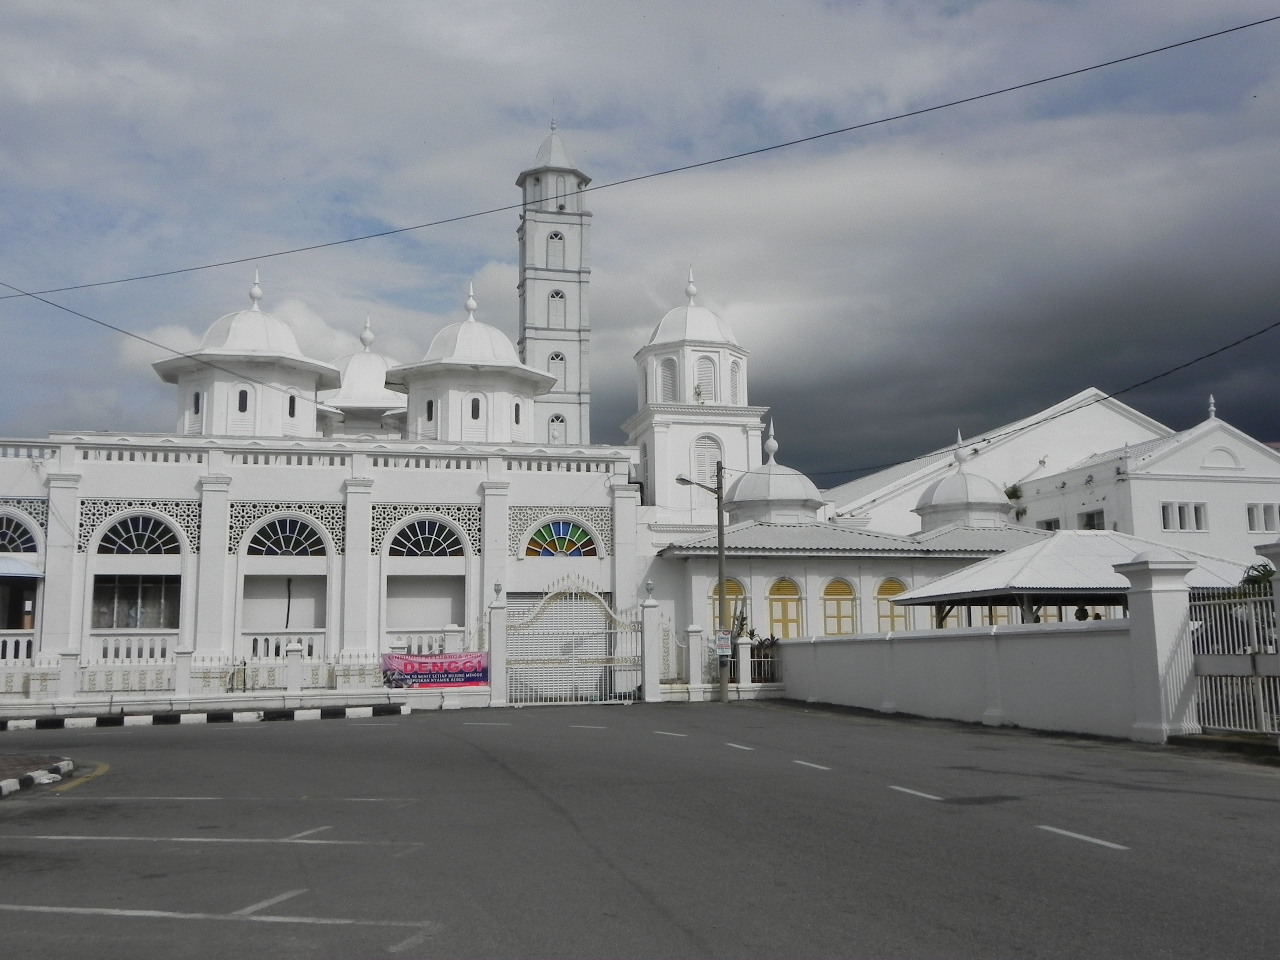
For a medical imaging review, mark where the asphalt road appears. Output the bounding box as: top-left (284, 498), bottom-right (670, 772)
top-left (1, 702), bottom-right (1278, 959)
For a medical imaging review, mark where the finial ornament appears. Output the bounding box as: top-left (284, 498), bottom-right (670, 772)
top-left (465, 282), bottom-right (477, 322)
top-left (685, 266), bottom-right (697, 305)
top-left (249, 270), bottom-right (263, 311)
top-left (1209, 394), bottom-right (1216, 419)
top-left (953, 430), bottom-right (969, 466)
top-left (360, 316), bottom-right (374, 351)
top-left (764, 419), bottom-right (779, 463)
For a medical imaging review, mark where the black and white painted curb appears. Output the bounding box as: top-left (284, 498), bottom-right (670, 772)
top-left (0, 703), bottom-right (409, 732)
top-left (0, 759), bottom-right (74, 798)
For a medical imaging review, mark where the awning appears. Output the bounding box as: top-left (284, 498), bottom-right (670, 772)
top-left (0, 556), bottom-right (43, 578)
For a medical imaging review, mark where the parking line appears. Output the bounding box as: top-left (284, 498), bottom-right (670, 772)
top-left (725, 743), bottom-right (753, 751)
top-left (794, 760), bottom-right (831, 771)
top-left (888, 786), bottom-right (943, 801)
top-left (1037, 825), bottom-right (1129, 850)
top-left (233, 889), bottom-right (308, 916)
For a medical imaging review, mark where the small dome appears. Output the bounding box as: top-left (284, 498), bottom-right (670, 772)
top-left (422, 288), bottom-right (523, 367)
top-left (724, 425), bottom-right (825, 523)
top-left (647, 274), bottom-right (739, 346)
top-left (197, 275), bottom-right (306, 358)
top-left (915, 470), bottom-right (1008, 512)
top-left (329, 321), bottom-right (404, 408)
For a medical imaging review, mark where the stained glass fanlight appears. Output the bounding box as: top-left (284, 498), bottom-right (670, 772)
top-left (525, 521), bottom-right (597, 557)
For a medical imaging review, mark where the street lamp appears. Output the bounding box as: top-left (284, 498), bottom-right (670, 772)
top-left (677, 460), bottom-right (730, 703)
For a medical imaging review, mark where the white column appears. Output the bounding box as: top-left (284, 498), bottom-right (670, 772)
top-left (40, 473), bottom-right (81, 655)
top-left (341, 476), bottom-right (375, 654)
top-left (194, 474), bottom-right (232, 654)
top-left (640, 585), bottom-right (661, 702)
top-left (488, 586), bottom-right (508, 706)
top-left (1115, 551), bottom-right (1198, 743)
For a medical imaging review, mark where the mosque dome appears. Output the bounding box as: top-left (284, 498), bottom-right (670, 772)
top-left (647, 276), bottom-right (739, 347)
top-left (197, 275), bottom-right (308, 359)
top-left (725, 425), bottom-right (825, 523)
top-left (913, 445), bottom-right (1014, 531)
top-left (328, 320), bottom-right (405, 409)
top-left (421, 287), bottom-right (523, 367)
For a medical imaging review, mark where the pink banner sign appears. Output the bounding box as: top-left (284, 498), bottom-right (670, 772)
top-left (382, 652), bottom-right (488, 688)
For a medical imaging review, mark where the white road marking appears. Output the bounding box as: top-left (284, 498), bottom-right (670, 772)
top-left (794, 761), bottom-right (831, 771)
top-left (4, 834), bottom-right (409, 847)
top-left (0, 902), bottom-right (439, 932)
top-left (233, 889), bottom-right (308, 916)
top-left (655, 731), bottom-right (687, 737)
top-left (389, 930), bottom-right (430, 953)
top-left (1037, 825), bottom-right (1129, 850)
top-left (725, 743), bottom-right (754, 751)
top-left (284, 826), bottom-right (332, 840)
top-left (463, 722), bottom-right (510, 726)
top-left (889, 786), bottom-right (943, 801)
top-left (570, 725), bottom-right (607, 729)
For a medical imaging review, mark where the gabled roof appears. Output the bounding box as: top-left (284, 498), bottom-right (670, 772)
top-left (894, 530), bottom-right (1245, 605)
top-left (661, 520), bottom-right (1031, 558)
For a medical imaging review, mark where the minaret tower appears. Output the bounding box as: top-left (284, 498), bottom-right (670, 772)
top-left (516, 122), bottom-right (592, 444)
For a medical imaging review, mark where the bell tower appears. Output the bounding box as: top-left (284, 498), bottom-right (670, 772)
top-left (517, 123), bottom-right (592, 444)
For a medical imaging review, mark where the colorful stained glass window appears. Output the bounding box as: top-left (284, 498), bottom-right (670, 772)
top-left (525, 521), bottom-right (597, 557)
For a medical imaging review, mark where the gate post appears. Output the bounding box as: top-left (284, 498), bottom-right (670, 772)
top-left (641, 584), bottom-right (661, 702)
top-left (685, 626), bottom-right (705, 693)
top-left (1253, 540), bottom-right (1280, 637)
top-left (1115, 550), bottom-right (1198, 743)
top-left (488, 585), bottom-right (508, 707)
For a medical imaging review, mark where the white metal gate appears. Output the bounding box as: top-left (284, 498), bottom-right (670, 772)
top-left (1191, 589), bottom-right (1280, 733)
top-left (506, 585), bottom-right (642, 705)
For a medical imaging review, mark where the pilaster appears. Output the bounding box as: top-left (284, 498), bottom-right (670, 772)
top-left (40, 473), bottom-right (81, 654)
top-left (341, 477), bottom-right (375, 654)
top-left (194, 475), bottom-right (232, 654)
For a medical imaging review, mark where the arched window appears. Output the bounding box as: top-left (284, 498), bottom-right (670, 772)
top-left (768, 578), bottom-right (802, 638)
top-left (694, 435), bottom-right (721, 485)
top-left (470, 397), bottom-right (481, 420)
top-left (389, 519), bottom-right (464, 557)
top-left (709, 577), bottom-right (745, 633)
top-left (247, 518), bottom-right (326, 556)
top-left (238, 389), bottom-right (249, 414)
top-left (695, 357), bottom-right (717, 403)
top-left (514, 402), bottom-right (521, 425)
top-left (823, 579), bottom-right (856, 635)
top-left (548, 290), bottom-right (566, 327)
top-left (97, 516), bottom-right (181, 555)
top-left (659, 358), bottom-right (678, 402)
top-left (876, 578), bottom-right (910, 632)
top-left (192, 392), bottom-right (201, 415)
top-left (547, 231), bottom-right (565, 270)
top-left (548, 351), bottom-right (566, 386)
top-left (0, 516), bottom-right (37, 552)
top-left (549, 414), bottom-right (567, 444)
top-left (426, 399), bottom-right (434, 422)
top-left (287, 395), bottom-right (297, 419)
top-left (526, 521), bottom-right (597, 557)
top-left (730, 361), bottom-right (742, 405)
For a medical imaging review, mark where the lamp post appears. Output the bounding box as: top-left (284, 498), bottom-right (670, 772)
top-left (677, 460), bottom-right (730, 703)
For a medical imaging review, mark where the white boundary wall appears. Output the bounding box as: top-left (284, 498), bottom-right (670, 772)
top-left (779, 621), bottom-right (1138, 740)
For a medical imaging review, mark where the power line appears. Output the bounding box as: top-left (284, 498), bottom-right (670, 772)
top-left (1, 14), bottom-right (1275, 303)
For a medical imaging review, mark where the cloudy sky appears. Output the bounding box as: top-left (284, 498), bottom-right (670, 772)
top-left (2, 1), bottom-right (1278, 486)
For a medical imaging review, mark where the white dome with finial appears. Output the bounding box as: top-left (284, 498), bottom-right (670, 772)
top-left (329, 318), bottom-right (405, 408)
top-left (914, 436), bottom-right (1013, 531)
top-left (725, 422), bottom-right (826, 523)
top-left (647, 271), bottom-right (740, 346)
top-left (421, 284), bottom-right (525, 367)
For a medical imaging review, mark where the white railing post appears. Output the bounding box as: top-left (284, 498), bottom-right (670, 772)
top-left (174, 647), bottom-right (193, 698)
top-left (442, 625), bottom-right (465, 653)
top-left (57, 650), bottom-right (79, 699)
top-left (284, 640), bottom-right (304, 693)
top-left (640, 588), bottom-right (661, 703)
top-left (488, 586), bottom-right (508, 706)
top-left (1115, 549), bottom-right (1198, 743)
top-left (685, 626), bottom-right (704, 688)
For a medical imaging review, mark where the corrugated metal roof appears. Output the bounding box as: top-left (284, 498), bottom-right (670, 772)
top-left (894, 530), bottom-right (1245, 604)
top-left (662, 520), bottom-right (1021, 557)
top-left (1068, 430), bottom-right (1189, 469)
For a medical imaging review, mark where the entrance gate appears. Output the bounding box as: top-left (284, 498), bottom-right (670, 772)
top-left (506, 585), bottom-right (642, 705)
top-left (1191, 588), bottom-right (1280, 733)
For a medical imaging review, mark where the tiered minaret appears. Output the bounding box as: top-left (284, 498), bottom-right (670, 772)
top-left (516, 123), bottom-right (592, 444)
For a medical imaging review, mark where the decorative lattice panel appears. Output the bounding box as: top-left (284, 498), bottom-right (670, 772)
top-left (78, 499), bottom-right (201, 553)
top-left (229, 501), bottom-right (345, 555)
top-left (508, 506), bottom-right (613, 557)
top-left (0, 498), bottom-right (48, 532)
top-left (371, 504), bottom-right (481, 556)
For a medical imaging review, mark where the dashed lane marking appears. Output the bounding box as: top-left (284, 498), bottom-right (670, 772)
top-left (1037, 825), bottom-right (1129, 850)
top-left (570, 725), bottom-right (607, 729)
top-left (3, 834), bottom-right (411, 847)
top-left (0, 902), bottom-right (441, 933)
top-left (284, 826), bottom-right (332, 840)
top-left (463, 722), bottom-right (510, 726)
top-left (233, 889), bottom-right (308, 916)
top-left (654, 731), bottom-right (688, 737)
top-left (794, 760), bottom-right (831, 771)
top-left (725, 743), bottom-right (753, 751)
top-left (889, 786), bottom-right (943, 801)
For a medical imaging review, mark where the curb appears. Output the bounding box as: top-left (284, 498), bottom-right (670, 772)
top-left (1167, 732), bottom-right (1280, 763)
top-left (0, 703), bottom-right (409, 732)
top-left (0, 759), bottom-right (74, 798)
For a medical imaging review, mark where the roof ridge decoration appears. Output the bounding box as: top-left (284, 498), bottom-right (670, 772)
top-left (249, 270), bottom-right (262, 311)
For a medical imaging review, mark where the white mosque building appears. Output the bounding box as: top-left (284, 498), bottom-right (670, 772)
top-left (1, 126), bottom-right (1277, 711)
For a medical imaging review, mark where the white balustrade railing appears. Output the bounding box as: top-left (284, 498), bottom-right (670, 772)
top-left (0, 632), bottom-right (34, 662)
top-left (243, 630), bottom-right (327, 659)
top-left (91, 630), bottom-right (177, 662)
top-left (231, 451), bottom-right (348, 467)
top-left (78, 446), bottom-right (204, 464)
